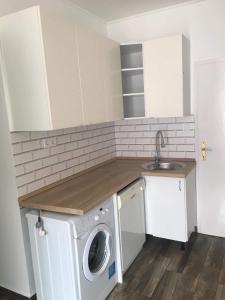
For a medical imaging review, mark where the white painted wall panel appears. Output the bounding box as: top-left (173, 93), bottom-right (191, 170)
top-left (0, 67), bottom-right (35, 296)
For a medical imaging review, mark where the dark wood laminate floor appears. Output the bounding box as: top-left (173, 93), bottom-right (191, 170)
top-left (1, 233), bottom-right (225, 300)
top-left (107, 233), bottom-right (225, 300)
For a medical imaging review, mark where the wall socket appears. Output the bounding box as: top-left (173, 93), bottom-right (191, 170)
top-left (40, 137), bottom-right (57, 149)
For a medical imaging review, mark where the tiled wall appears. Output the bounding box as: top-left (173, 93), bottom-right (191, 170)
top-left (115, 116), bottom-right (195, 159)
top-left (11, 116), bottom-right (195, 197)
top-left (11, 122), bottom-right (116, 197)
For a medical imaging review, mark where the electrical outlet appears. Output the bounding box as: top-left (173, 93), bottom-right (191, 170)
top-left (40, 138), bottom-right (57, 149)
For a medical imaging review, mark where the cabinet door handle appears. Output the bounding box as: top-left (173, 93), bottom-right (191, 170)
top-left (179, 180), bottom-right (182, 191)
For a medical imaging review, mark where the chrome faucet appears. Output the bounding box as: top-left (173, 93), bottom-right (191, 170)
top-left (155, 130), bottom-right (165, 165)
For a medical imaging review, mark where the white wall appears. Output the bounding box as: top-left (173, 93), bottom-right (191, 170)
top-left (0, 0), bottom-right (107, 35)
top-left (107, 0), bottom-right (225, 112)
top-left (0, 69), bottom-right (34, 296)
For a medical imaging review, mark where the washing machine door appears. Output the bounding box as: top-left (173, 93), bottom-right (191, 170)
top-left (83, 223), bottom-right (113, 282)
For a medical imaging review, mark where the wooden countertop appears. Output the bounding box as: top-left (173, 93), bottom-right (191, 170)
top-left (19, 157), bottom-right (196, 215)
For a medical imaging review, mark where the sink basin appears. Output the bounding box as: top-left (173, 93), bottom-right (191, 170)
top-left (142, 161), bottom-right (185, 171)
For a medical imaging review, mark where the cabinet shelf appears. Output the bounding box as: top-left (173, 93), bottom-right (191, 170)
top-left (123, 92), bottom-right (144, 97)
top-left (120, 43), bottom-right (145, 118)
top-left (122, 67), bottom-right (143, 72)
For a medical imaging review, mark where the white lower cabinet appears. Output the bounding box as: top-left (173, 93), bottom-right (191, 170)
top-left (144, 169), bottom-right (197, 242)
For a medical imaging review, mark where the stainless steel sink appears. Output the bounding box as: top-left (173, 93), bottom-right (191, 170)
top-left (142, 161), bottom-right (185, 171)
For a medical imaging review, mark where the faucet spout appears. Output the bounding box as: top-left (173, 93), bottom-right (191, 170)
top-left (155, 130), bottom-right (165, 165)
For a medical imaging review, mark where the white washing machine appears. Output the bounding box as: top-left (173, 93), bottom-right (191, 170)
top-left (26, 197), bottom-right (117, 300)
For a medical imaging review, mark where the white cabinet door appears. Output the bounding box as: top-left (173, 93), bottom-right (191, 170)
top-left (0, 7), bottom-right (51, 131)
top-left (0, 6), bottom-right (123, 131)
top-left (0, 6), bottom-right (83, 131)
top-left (40, 9), bottom-right (83, 130)
top-left (77, 26), bottom-right (107, 125)
top-left (143, 34), bottom-right (190, 117)
top-left (77, 26), bottom-right (123, 125)
top-left (145, 176), bottom-right (188, 242)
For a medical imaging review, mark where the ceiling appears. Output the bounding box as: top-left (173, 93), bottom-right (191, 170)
top-left (71, 0), bottom-right (199, 21)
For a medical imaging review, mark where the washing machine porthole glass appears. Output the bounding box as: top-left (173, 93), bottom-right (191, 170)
top-left (83, 224), bottom-right (113, 282)
top-left (88, 231), bottom-right (107, 273)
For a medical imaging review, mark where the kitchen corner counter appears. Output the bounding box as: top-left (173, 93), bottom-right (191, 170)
top-left (19, 157), bottom-right (196, 215)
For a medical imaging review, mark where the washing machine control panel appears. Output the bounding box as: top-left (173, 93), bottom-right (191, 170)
top-left (72, 197), bottom-right (113, 237)
top-left (94, 206), bottom-right (110, 222)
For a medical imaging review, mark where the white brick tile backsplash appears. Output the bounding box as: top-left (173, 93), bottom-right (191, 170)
top-left (67, 157), bottom-right (80, 168)
top-left (17, 173), bottom-right (35, 186)
top-left (175, 116), bottom-right (195, 123)
top-left (73, 148), bottom-right (85, 158)
top-left (143, 145), bottom-right (156, 151)
top-left (186, 152), bottom-right (196, 159)
top-left (158, 117), bottom-right (176, 124)
top-left (35, 167), bottom-right (52, 180)
top-left (11, 132), bottom-right (30, 143)
top-left (33, 148), bottom-right (50, 160)
top-left (147, 118), bottom-right (159, 124)
top-left (169, 138), bottom-right (185, 144)
top-left (17, 185), bottom-right (28, 197)
top-left (22, 140), bottom-right (41, 152)
top-left (56, 135), bottom-right (71, 145)
top-left (12, 143), bottom-right (22, 155)
top-left (151, 124), bottom-right (168, 131)
top-left (176, 130), bottom-right (195, 137)
top-left (15, 165), bottom-right (25, 176)
top-left (184, 123), bottom-right (195, 130)
top-left (11, 117), bottom-right (195, 197)
top-left (65, 141), bottom-right (78, 152)
top-left (30, 131), bottom-right (48, 140)
top-left (14, 152), bottom-right (32, 165)
top-left (115, 116), bottom-right (195, 161)
top-left (44, 173), bottom-right (60, 185)
top-left (78, 139), bottom-right (89, 148)
top-left (128, 131), bottom-right (144, 138)
top-left (60, 168), bottom-right (74, 179)
top-left (167, 123), bottom-right (184, 130)
top-left (50, 144), bottom-right (65, 155)
top-left (42, 155), bottom-right (58, 167)
top-left (129, 145), bottom-right (144, 151)
top-left (58, 152), bottom-right (72, 162)
top-left (185, 137), bottom-right (196, 144)
top-left (135, 138), bottom-right (151, 145)
top-left (135, 125), bottom-right (150, 131)
top-left (177, 145), bottom-right (195, 152)
top-left (52, 162), bottom-right (67, 173)
top-left (168, 151), bottom-right (186, 158)
top-left (25, 160), bottom-right (42, 173)
top-left (71, 132), bottom-right (83, 141)
top-left (27, 179), bottom-right (45, 193)
top-left (48, 129), bottom-right (64, 137)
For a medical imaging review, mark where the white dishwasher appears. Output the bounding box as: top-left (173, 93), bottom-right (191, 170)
top-left (114, 178), bottom-right (146, 283)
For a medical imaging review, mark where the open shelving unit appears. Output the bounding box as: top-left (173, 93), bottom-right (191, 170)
top-left (120, 43), bottom-right (145, 118)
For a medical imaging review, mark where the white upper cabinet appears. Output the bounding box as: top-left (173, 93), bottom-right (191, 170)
top-left (0, 6), bottom-right (123, 131)
top-left (143, 34), bottom-right (190, 117)
top-left (77, 26), bottom-right (123, 125)
top-left (0, 6), bottom-right (83, 131)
